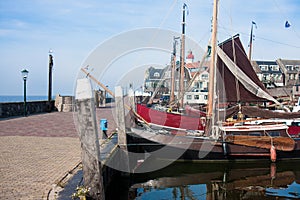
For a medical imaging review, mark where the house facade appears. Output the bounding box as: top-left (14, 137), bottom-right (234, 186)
top-left (251, 60), bottom-right (284, 88)
top-left (144, 66), bottom-right (168, 95)
top-left (183, 59), bottom-right (209, 104)
top-left (143, 51), bottom-right (209, 104)
top-left (277, 59), bottom-right (300, 86)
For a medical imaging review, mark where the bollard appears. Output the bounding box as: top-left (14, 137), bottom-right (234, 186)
top-left (115, 86), bottom-right (127, 146)
top-left (100, 118), bottom-right (108, 138)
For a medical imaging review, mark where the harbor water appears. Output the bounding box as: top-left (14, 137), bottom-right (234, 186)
top-left (106, 159), bottom-right (300, 200)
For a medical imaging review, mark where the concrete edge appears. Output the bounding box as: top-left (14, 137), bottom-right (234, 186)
top-left (46, 161), bottom-right (82, 200)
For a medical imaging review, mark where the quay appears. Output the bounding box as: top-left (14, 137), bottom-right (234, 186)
top-left (0, 104), bottom-right (117, 200)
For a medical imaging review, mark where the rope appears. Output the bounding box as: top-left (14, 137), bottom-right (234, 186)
top-left (231, 36), bottom-right (240, 103)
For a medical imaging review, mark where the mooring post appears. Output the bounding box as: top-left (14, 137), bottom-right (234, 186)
top-left (128, 87), bottom-right (135, 112)
top-left (115, 86), bottom-right (130, 173)
top-left (75, 78), bottom-right (105, 200)
top-left (115, 86), bottom-right (127, 147)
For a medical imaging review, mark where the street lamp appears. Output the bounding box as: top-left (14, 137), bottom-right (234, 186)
top-left (21, 69), bottom-right (29, 116)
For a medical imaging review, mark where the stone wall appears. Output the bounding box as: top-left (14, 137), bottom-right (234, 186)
top-left (54, 95), bottom-right (75, 112)
top-left (0, 101), bottom-right (56, 118)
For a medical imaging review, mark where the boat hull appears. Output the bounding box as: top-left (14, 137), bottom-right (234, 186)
top-left (136, 104), bottom-right (205, 130)
top-left (128, 128), bottom-right (300, 161)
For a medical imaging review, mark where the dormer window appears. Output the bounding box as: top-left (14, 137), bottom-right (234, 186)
top-left (270, 65), bottom-right (279, 71)
top-left (201, 74), bottom-right (208, 80)
top-left (286, 65), bottom-right (293, 71)
top-left (260, 65), bottom-right (268, 71)
top-left (153, 72), bottom-right (160, 78)
top-left (201, 66), bottom-right (208, 71)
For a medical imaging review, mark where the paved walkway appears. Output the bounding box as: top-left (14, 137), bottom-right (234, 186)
top-left (0, 105), bottom-right (117, 200)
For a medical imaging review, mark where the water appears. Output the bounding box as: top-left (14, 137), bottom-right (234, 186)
top-left (0, 95), bottom-right (51, 103)
top-left (106, 159), bottom-right (300, 200)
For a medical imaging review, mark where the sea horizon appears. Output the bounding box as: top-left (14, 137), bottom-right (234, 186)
top-left (0, 95), bottom-right (56, 103)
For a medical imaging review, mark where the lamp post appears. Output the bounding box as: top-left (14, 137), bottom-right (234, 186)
top-left (21, 69), bottom-right (29, 116)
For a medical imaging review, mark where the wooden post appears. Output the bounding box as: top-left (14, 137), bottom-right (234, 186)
top-left (47, 53), bottom-right (53, 112)
top-left (75, 78), bottom-right (105, 200)
top-left (115, 86), bottom-right (127, 147)
top-left (115, 86), bottom-right (131, 173)
top-left (128, 87), bottom-right (135, 112)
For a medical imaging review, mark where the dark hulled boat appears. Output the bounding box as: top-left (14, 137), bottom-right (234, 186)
top-left (128, 3), bottom-right (300, 162)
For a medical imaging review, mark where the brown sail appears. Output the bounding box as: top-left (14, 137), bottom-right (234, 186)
top-left (225, 135), bottom-right (295, 151)
top-left (216, 34), bottom-right (270, 103)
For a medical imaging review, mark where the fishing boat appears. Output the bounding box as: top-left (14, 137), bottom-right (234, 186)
top-left (135, 3), bottom-right (207, 132)
top-left (134, 4), bottom-right (300, 136)
top-left (128, 0), bottom-right (300, 161)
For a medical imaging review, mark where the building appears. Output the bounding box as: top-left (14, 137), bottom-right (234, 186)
top-left (143, 50), bottom-right (209, 105)
top-left (252, 59), bottom-right (300, 103)
top-left (276, 59), bottom-right (300, 102)
top-left (277, 59), bottom-right (300, 86)
top-left (143, 66), bottom-right (168, 96)
top-left (251, 60), bottom-right (284, 88)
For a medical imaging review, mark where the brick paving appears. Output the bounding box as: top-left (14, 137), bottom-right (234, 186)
top-left (0, 105), bottom-right (117, 200)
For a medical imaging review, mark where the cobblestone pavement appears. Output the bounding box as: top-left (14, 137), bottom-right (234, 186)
top-left (0, 105), bottom-right (117, 200)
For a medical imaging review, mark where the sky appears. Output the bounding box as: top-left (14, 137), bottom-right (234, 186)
top-left (0, 0), bottom-right (299, 96)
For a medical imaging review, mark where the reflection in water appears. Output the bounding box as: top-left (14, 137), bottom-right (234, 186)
top-left (125, 159), bottom-right (300, 200)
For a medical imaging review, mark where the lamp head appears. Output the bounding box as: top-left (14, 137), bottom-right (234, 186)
top-left (21, 69), bottom-right (29, 80)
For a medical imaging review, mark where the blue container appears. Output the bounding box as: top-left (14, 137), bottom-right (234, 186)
top-left (100, 119), bottom-right (108, 131)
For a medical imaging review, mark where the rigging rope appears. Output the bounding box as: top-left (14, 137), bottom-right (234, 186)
top-left (231, 36), bottom-right (240, 103)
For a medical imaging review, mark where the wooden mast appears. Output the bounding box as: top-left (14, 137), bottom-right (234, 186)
top-left (170, 36), bottom-right (179, 103)
top-left (248, 22), bottom-right (254, 61)
top-left (179, 3), bottom-right (187, 109)
top-left (206, 0), bottom-right (219, 135)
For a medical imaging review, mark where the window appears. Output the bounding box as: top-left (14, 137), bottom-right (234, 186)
top-left (286, 65), bottom-right (294, 71)
top-left (187, 95), bottom-right (192, 100)
top-left (194, 95), bottom-right (199, 100)
top-left (249, 132), bottom-right (262, 136)
top-left (263, 74), bottom-right (267, 81)
top-left (153, 72), bottom-right (160, 77)
top-left (201, 74), bottom-right (208, 80)
top-left (269, 132), bottom-right (280, 137)
top-left (229, 132), bottom-right (240, 136)
top-left (201, 66), bottom-right (208, 71)
top-left (260, 65), bottom-right (268, 71)
top-left (194, 81), bottom-right (202, 88)
top-left (270, 65), bottom-right (279, 71)
top-left (199, 82), bottom-right (203, 89)
top-left (291, 122), bottom-right (300, 126)
top-left (204, 95), bottom-right (208, 100)
top-left (190, 68), bottom-right (199, 73)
